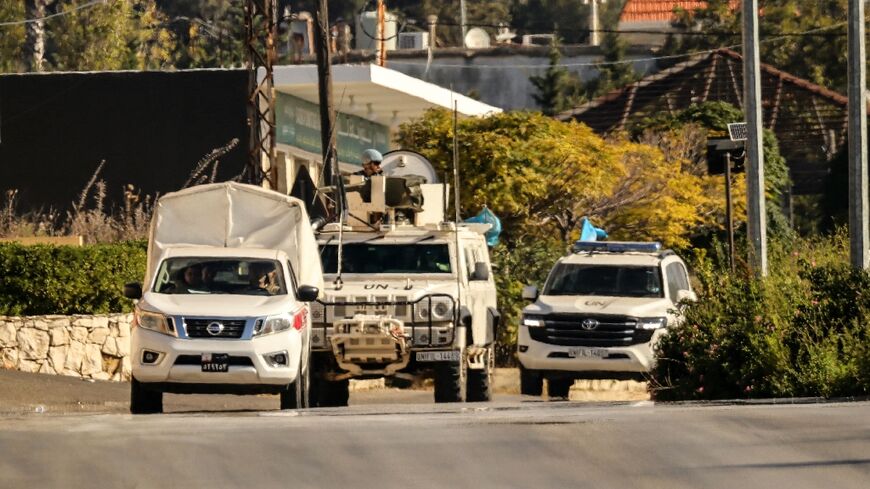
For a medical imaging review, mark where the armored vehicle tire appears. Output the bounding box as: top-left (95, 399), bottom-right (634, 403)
top-left (519, 365), bottom-right (543, 396)
top-left (434, 360), bottom-right (466, 403)
top-left (466, 348), bottom-right (493, 402)
top-left (280, 365), bottom-right (309, 409)
top-left (547, 378), bottom-right (573, 399)
top-left (312, 378), bottom-right (349, 407)
top-left (130, 377), bottom-right (163, 414)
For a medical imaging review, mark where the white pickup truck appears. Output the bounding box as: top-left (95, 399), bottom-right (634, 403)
top-left (123, 182), bottom-right (323, 413)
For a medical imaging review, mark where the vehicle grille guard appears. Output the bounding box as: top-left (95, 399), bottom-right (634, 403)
top-left (313, 294), bottom-right (458, 350)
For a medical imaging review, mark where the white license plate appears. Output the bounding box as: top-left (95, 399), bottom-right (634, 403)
top-left (416, 351), bottom-right (461, 362)
top-left (567, 348), bottom-right (607, 359)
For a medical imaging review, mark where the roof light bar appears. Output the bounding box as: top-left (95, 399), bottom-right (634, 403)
top-left (572, 241), bottom-right (662, 253)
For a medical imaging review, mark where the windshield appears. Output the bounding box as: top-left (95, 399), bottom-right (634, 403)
top-left (321, 244), bottom-right (452, 274)
top-left (543, 264), bottom-right (663, 298)
top-left (152, 258), bottom-right (287, 296)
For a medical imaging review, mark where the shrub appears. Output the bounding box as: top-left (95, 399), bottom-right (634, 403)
top-left (491, 237), bottom-right (565, 365)
top-left (0, 241), bottom-right (146, 316)
top-left (651, 231), bottom-right (870, 400)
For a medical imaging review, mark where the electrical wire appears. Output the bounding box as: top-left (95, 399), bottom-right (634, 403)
top-left (0, 0), bottom-right (107, 27)
top-left (386, 22), bottom-right (849, 71)
top-left (429, 20), bottom-right (850, 38)
top-left (356, 0), bottom-right (406, 42)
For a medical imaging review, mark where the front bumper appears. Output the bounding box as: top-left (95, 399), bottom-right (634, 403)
top-left (131, 327), bottom-right (302, 386)
top-left (517, 326), bottom-right (664, 375)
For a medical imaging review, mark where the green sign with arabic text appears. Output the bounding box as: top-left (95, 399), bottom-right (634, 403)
top-left (276, 92), bottom-right (390, 166)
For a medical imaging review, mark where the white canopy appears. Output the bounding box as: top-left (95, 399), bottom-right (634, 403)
top-left (145, 182), bottom-right (323, 293)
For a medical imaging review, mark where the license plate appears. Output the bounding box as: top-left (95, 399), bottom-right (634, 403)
top-left (416, 351), bottom-right (461, 362)
top-left (567, 348), bottom-right (607, 359)
top-left (201, 353), bottom-right (229, 372)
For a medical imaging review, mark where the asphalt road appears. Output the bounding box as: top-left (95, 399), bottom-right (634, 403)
top-left (2, 399), bottom-right (869, 489)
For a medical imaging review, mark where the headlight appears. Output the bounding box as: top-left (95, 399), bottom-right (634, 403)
top-left (254, 308), bottom-right (307, 336)
top-left (431, 300), bottom-right (453, 320)
top-left (418, 298), bottom-right (454, 321)
top-left (522, 315), bottom-right (544, 327)
top-left (637, 317), bottom-right (667, 330)
top-left (135, 310), bottom-right (175, 336)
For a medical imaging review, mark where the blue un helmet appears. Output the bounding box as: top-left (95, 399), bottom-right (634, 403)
top-left (362, 149), bottom-right (383, 165)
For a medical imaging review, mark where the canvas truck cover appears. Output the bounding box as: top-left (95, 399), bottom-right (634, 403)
top-left (144, 182), bottom-right (323, 293)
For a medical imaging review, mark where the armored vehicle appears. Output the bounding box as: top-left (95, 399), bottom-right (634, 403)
top-left (310, 152), bottom-right (500, 405)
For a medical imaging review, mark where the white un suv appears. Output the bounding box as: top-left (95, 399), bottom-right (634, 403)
top-left (517, 241), bottom-right (695, 398)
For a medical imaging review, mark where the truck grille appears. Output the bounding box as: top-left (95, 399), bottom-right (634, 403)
top-left (528, 314), bottom-right (654, 347)
top-left (184, 319), bottom-right (246, 338)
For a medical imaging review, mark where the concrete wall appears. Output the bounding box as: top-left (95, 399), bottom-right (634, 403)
top-left (0, 314), bottom-right (133, 382)
top-left (378, 46), bottom-right (659, 110)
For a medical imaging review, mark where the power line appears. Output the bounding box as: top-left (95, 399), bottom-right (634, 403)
top-left (0, 0), bottom-right (107, 27)
top-left (431, 20), bottom-right (849, 38)
top-left (386, 22), bottom-right (848, 71)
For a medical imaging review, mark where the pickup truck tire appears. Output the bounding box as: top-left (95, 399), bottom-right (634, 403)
top-left (280, 364), bottom-right (309, 409)
top-left (547, 378), bottom-right (573, 399)
top-left (519, 365), bottom-right (543, 396)
top-left (312, 378), bottom-right (349, 407)
top-left (130, 377), bottom-right (163, 414)
top-left (434, 359), bottom-right (466, 403)
top-left (466, 348), bottom-right (493, 402)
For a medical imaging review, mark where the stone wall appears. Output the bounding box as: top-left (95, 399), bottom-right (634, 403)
top-left (0, 314), bottom-right (133, 381)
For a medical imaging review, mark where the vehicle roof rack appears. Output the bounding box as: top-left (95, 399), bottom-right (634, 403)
top-left (572, 241), bottom-right (662, 254)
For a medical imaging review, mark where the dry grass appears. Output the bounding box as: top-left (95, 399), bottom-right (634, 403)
top-left (1, 140), bottom-right (243, 244)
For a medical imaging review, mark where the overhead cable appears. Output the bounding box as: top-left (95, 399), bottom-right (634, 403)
top-left (387, 22), bottom-right (848, 70)
top-left (0, 0), bottom-right (107, 27)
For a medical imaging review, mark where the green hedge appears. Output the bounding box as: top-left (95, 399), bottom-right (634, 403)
top-left (651, 233), bottom-right (870, 400)
top-left (0, 241), bottom-right (146, 316)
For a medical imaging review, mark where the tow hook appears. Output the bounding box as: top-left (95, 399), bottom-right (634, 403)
top-left (466, 346), bottom-right (487, 370)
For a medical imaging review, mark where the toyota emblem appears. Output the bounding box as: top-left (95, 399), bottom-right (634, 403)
top-left (581, 318), bottom-right (599, 330)
top-left (206, 321), bottom-right (224, 336)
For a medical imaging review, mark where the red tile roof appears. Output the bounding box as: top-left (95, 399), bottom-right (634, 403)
top-left (620, 0), bottom-right (739, 23)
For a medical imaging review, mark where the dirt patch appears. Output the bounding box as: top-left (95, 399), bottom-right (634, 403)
top-left (493, 368), bottom-right (651, 401)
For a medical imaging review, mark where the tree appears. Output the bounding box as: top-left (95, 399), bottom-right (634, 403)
top-left (631, 101), bottom-right (792, 237)
top-left (0, 3), bottom-right (25, 73)
top-left (47, 0), bottom-right (175, 72)
top-left (396, 109), bottom-right (728, 247)
top-left (664, 0), bottom-right (849, 93)
top-left (155, 0), bottom-right (247, 69)
top-left (529, 38), bottom-right (580, 115)
top-left (582, 31), bottom-right (638, 99)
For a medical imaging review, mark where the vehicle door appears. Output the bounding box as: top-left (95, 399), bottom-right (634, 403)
top-left (463, 238), bottom-right (496, 346)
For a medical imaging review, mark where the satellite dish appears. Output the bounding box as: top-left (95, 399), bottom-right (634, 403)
top-left (381, 150), bottom-right (439, 183)
top-left (464, 27), bottom-right (491, 49)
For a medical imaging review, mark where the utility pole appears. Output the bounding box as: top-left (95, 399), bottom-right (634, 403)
top-left (725, 152), bottom-right (736, 274)
top-left (742, 0), bottom-right (767, 276)
top-left (583, 0), bottom-right (605, 47)
top-left (313, 0), bottom-right (338, 189)
top-left (427, 14), bottom-right (438, 48)
top-left (460, 0), bottom-right (468, 47)
top-left (377, 0), bottom-right (386, 66)
top-left (848, 0), bottom-right (869, 269)
top-left (245, 0), bottom-right (278, 186)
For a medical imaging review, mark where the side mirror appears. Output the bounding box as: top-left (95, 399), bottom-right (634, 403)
top-left (123, 282), bottom-right (142, 300)
top-left (676, 289), bottom-right (697, 303)
top-left (522, 285), bottom-right (539, 301)
top-left (471, 262), bottom-right (489, 281)
top-left (296, 285), bottom-right (320, 302)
